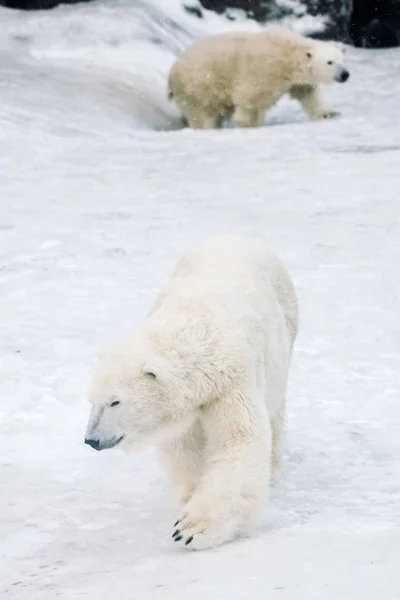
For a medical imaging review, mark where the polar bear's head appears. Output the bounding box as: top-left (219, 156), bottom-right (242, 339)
top-left (84, 337), bottom-right (200, 452)
top-left (303, 43), bottom-right (350, 85)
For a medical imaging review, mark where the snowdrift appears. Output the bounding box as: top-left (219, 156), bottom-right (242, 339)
top-left (0, 0), bottom-right (329, 131)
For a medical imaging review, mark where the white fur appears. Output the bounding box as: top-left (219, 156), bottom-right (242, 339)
top-left (85, 234), bottom-right (299, 550)
top-left (168, 26), bottom-right (350, 129)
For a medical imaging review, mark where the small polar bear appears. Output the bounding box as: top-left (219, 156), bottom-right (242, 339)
top-left (85, 234), bottom-right (299, 550)
top-left (168, 26), bottom-right (350, 129)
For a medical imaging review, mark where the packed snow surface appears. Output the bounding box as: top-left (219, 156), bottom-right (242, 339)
top-left (0, 1), bottom-right (400, 598)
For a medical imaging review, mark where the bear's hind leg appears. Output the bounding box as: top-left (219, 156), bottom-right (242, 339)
top-left (232, 106), bottom-right (265, 128)
top-left (158, 419), bottom-right (205, 506)
top-left (289, 85), bottom-right (340, 120)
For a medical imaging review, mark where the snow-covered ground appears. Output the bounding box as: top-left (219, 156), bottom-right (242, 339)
top-left (1, 1), bottom-right (400, 598)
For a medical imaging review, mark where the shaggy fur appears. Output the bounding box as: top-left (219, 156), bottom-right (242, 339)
top-left (168, 26), bottom-right (349, 129)
top-left (85, 234), bottom-right (299, 550)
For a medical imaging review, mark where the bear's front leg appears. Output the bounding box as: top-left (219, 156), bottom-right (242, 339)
top-left (172, 391), bottom-right (271, 550)
top-left (289, 85), bottom-right (341, 120)
top-left (159, 419), bottom-right (205, 506)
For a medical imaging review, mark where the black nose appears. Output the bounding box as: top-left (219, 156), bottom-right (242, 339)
top-left (340, 69), bottom-right (350, 82)
top-left (85, 438), bottom-right (101, 451)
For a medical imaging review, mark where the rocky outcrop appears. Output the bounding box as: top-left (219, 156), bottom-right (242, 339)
top-left (192, 0), bottom-right (400, 47)
top-left (1, 0), bottom-right (399, 48)
top-left (0, 0), bottom-right (80, 8)
top-left (350, 0), bottom-right (400, 48)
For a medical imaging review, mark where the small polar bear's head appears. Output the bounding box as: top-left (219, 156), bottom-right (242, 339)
top-left (84, 340), bottom-right (199, 453)
top-left (304, 43), bottom-right (350, 85)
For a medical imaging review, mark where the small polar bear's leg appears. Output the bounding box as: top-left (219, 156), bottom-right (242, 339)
top-left (232, 106), bottom-right (265, 128)
top-left (289, 85), bottom-right (341, 120)
top-left (158, 420), bottom-right (206, 505)
top-left (172, 391), bottom-right (271, 550)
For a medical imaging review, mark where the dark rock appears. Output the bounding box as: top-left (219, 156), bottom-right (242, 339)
top-left (0, 0), bottom-right (89, 8)
top-left (199, 0), bottom-right (355, 42)
top-left (310, 0), bottom-right (354, 42)
top-left (197, 0), bottom-right (400, 47)
top-left (360, 18), bottom-right (399, 48)
top-left (198, 0), bottom-right (354, 41)
top-left (184, 2), bottom-right (204, 18)
top-left (350, 0), bottom-right (400, 48)
top-left (200, 0), bottom-right (270, 20)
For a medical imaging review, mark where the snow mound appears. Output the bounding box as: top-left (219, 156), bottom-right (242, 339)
top-left (0, 0), bottom-right (263, 131)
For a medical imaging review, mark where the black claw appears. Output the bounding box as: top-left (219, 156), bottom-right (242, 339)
top-left (174, 520), bottom-right (180, 527)
top-left (185, 536), bottom-right (194, 546)
top-left (174, 535), bottom-right (183, 542)
top-left (172, 529), bottom-right (181, 538)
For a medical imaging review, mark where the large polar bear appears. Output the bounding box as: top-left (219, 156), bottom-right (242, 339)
top-left (168, 26), bottom-right (350, 129)
top-left (85, 235), bottom-right (299, 550)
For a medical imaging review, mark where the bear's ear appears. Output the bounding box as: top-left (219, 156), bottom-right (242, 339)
top-left (144, 370), bottom-right (157, 380)
top-left (143, 362), bottom-right (159, 381)
top-left (306, 51), bottom-right (312, 58)
top-left (143, 355), bottom-right (171, 383)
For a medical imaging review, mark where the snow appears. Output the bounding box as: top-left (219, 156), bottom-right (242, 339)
top-left (1, 0), bottom-right (400, 598)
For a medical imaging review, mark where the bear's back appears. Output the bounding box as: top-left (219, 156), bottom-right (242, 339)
top-left (168, 234), bottom-right (298, 345)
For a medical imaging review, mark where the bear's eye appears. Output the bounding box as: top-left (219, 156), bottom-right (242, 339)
top-left (145, 371), bottom-right (157, 380)
top-left (327, 60), bottom-right (333, 65)
top-left (110, 400), bottom-right (120, 407)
